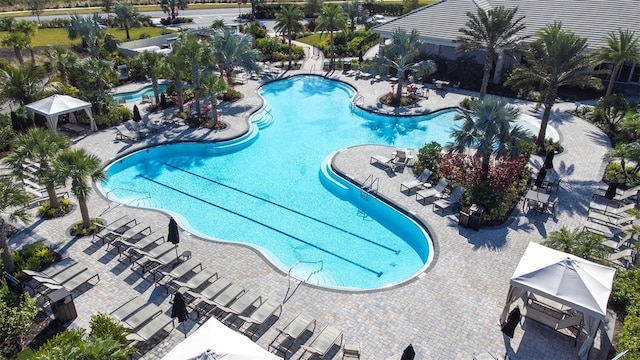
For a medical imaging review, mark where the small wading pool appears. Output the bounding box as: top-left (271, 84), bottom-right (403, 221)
top-left (113, 83), bottom-right (168, 103)
top-left (101, 75), bottom-right (558, 290)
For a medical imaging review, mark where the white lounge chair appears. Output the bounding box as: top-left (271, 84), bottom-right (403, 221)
top-left (268, 313), bottom-right (317, 356)
top-left (299, 325), bottom-right (344, 359)
top-left (400, 169), bottom-right (433, 193)
top-left (416, 178), bottom-right (450, 204)
top-left (115, 124), bottom-right (141, 141)
top-left (370, 155), bottom-right (394, 171)
top-left (433, 186), bottom-right (466, 214)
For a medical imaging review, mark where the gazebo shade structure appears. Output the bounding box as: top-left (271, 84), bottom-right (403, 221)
top-left (25, 94), bottom-right (97, 132)
top-left (501, 242), bottom-right (616, 360)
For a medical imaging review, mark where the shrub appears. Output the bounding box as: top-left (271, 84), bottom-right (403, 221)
top-left (459, 96), bottom-right (477, 110)
top-left (10, 242), bottom-right (56, 275)
top-left (70, 218), bottom-right (103, 237)
top-left (37, 198), bottom-right (72, 219)
top-left (611, 269), bottom-right (640, 312)
top-left (413, 141), bottom-right (442, 176)
top-left (89, 314), bottom-right (130, 345)
top-left (0, 292), bottom-right (38, 357)
top-left (618, 304), bottom-right (640, 359)
top-left (30, 329), bottom-right (85, 360)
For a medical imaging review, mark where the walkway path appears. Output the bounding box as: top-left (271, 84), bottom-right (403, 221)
top-left (9, 60), bottom-right (613, 359)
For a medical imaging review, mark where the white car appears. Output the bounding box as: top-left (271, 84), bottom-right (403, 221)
top-left (372, 15), bottom-right (388, 24)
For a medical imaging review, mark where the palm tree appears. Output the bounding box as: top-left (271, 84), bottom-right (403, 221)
top-left (138, 51), bottom-right (165, 104)
top-left (316, 4), bottom-right (347, 70)
top-left (506, 22), bottom-right (602, 149)
top-left (68, 14), bottom-right (105, 58)
top-left (195, 73), bottom-right (228, 128)
top-left (15, 20), bottom-right (37, 62)
top-left (43, 46), bottom-right (77, 86)
top-left (1, 32), bottom-right (29, 64)
top-left (342, 0), bottom-right (368, 33)
top-left (176, 34), bottom-right (215, 121)
top-left (162, 49), bottom-right (189, 112)
top-left (455, 6), bottom-right (527, 100)
top-left (603, 142), bottom-right (640, 185)
top-left (0, 63), bottom-right (51, 105)
top-left (114, 4), bottom-right (142, 40)
top-left (55, 149), bottom-right (106, 229)
top-left (274, 5), bottom-right (304, 69)
top-left (0, 177), bottom-right (31, 274)
top-left (544, 227), bottom-right (609, 262)
top-left (212, 27), bottom-right (262, 85)
top-left (373, 29), bottom-right (437, 105)
top-left (160, 0), bottom-right (188, 22)
top-left (598, 29), bottom-right (640, 96)
top-left (5, 128), bottom-right (70, 210)
top-left (445, 97), bottom-right (529, 181)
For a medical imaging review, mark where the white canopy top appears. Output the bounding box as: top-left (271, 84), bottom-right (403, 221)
top-left (25, 94), bottom-right (97, 132)
top-left (161, 317), bottom-right (282, 360)
top-left (510, 242), bottom-right (616, 319)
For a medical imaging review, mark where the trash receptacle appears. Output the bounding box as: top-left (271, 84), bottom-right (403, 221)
top-left (343, 62), bottom-right (351, 71)
top-left (459, 210), bottom-right (471, 228)
top-left (467, 204), bottom-right (484, 231)
top-left (49, 288), bottom-right (77, 323)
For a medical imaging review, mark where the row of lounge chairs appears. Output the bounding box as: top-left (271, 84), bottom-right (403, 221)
top-left (269, 313), bottom-right (344, 359)
top-left (109, 296), bottom-right (175, 345)
top-left (23, 259), bottom-right (100, 297)
top-left (370, 150), bottom-right (412, 172)
top-left (399, 169), bottom-right (467, 213)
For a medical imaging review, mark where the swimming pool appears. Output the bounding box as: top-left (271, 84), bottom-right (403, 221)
top-left (113, 83), bottom-right (168, 103)
top-left (101, 75), bottom-right (556, 290)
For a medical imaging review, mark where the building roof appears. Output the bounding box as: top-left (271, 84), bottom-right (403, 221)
top-left (373, 0), bottom-right (640, 51)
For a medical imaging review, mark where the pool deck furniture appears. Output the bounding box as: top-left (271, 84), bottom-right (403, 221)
top-left (400, 169), bottom-right (433, 194)
top-left (24, 263), bottom-right (100, 296)
top-left (589, 199), bottom-right (635, 216)
top-left (299, 324), bottom-right (344, 359)
top-left (391, 150), bottom-right (411, 170)
top-left (595, 184), bottom-right (640, 202)
top-left (416, 178), bottom-right (450, 204)
top-left (582, 220), bottom-right (628, 239)
top-left (115, 124), bottom-right (142, 141)
top-left (187, 278), bottom-right (232, 318)
top-left (93, 215), bottom-right (138, 242)
top-left (237, 298), bottom-right (283, 338)
top-left (342, 343), bottom-right (361, 359)
top-left (523, 190), bottom-right (551, 212)
top-left (167, 267), bottom-right (218, 294)
top-left (433, 186), bottom-right (466, 214)
top-left (141, 94), bottom-right (152, 103)
top-left (587, 211), bottom-right (636, 229)
top-left (121, 302), bottom-right (163, 330)
top-left (370, 155), bottom-right (394, 171)
top-left (110, 296), bottom-right (148, 322)
top-left (606, 248), bottom-right (636, 269)
top-left (126, 312), bottom-right (175, 345)
top-left (198, 283), bottom-right (246, 319)
top-left (155, 258), bottom-right (203, 290)
top-left (268, 312), bottom-right (317, 356)
top-left (216, 290), bottom-right (263, 321)
top-left (131, 245), bottom-right (179, 274)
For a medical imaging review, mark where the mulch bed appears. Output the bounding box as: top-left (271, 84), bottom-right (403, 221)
top-left (2, 310), bottom-right (65, 358)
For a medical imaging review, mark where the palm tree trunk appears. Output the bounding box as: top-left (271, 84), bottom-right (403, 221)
top-left (46, 184), bottom-right (61, 209)
top-left (79, 198), bottom-right (91, 228)
top-left (151, 75), bottom-right (160, 104)
top-left (176, 81), bottom-right (184, 112)
top-left (605, 62), bottom-right (621, 97)
top-left (125, 25), bottom-right (131, 40)
top-left (287, 30), bottom-right (293, 69)
top-left (226, 69), bottom-right (234, 86)
top-left (479, 53), bottom-right (494, 100)
top-left (536, 88), bottom-right (557, 148)
top-left (394, 78), bottom-right (403, 104)
top-left (481, 153), bottom-right (491, 181)
top-left (621, 159), bottom-right (627, 185)
top-left (210, 96), bottom-right (218, 128)
top-left (329, 31), bottom-right (335, 70)
top-left (0, 221), bottom-right (17, 274)
top-left (14, 47), bottom-right (24, 64)
top-left (29, 47), bottom-right (35, 63)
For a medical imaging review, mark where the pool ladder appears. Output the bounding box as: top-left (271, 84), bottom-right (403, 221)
top-left (360, 174), bottom-right (379, 200)
top-left (285, 260), bottom-right (324, 303)
top-left (353, 94), bottom-right (364, 106)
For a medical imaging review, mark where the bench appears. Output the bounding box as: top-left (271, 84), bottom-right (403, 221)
top-left (524, 296), bottom-right (583, 345)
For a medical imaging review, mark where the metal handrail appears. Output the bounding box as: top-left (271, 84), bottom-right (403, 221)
top-left (287, 260), bottom-right (324, 289)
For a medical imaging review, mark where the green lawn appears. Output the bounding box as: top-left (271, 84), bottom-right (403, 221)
top-left (0, 26), bottom-right (166, 47)
top-left (296, 33), bottom-right (330, 48)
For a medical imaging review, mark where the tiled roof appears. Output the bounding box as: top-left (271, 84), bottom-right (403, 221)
top-left (373, 0), bottom-right (640, 51)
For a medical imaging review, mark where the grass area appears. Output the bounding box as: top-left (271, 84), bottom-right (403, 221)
top-left (296, 33), bottom-right (329, 48)
top-left (0, 26), bottom-right (166, 47)
top-left (1, 3), bottom-right (247, 17)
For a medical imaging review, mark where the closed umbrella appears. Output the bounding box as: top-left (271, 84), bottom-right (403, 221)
top-left (400, 344), bottom-right (415, 360)
top-left (133, 104), bottom-right (142, 122)
top-left (171, 292), bottom-right (189, 338)
top-left (501, 307), bottom-right (521, 338)
top-left (543, 149), bottom-right (554, 170)
top-left (534, 168), bottom-right (547, 189)
top-left (604, 182), bottom-right (618, 200)
top-left (168, 217), bottom-right (180, 261)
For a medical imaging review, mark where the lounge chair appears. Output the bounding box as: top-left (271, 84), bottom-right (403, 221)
top-left (595, 184), bottom-right (640, 202)
top-left (416, 178), bottom-right (450, 204)
top-left (110, 296), bottom-right (148, 322)
top-left (216, 290), bottom-right (262, 321)
top-left (187, 278), bottom-right (232, 318)
top-left (167, 267), bottom-right (218, 294)
top-left (589, 199), bottom-right (635, 215)
top-left (106, 224), bottom-right (153, 250)
top-left (391, 150), bottom-right (410, 170)
top-left (126, 312), bottom-right (175, 344)
top-left (132, 248), bottom-right (179, 274)
top-left (342, 343), bottom-right (361, 359)
top-left (93, 215), bottom-right (138, 242)
top-left (155, 258), bottom-right (203, 289)
top-left (121, 303), bottom-right (163, 330)
top-left (606, 249), bottom-right (636, 269)
top-left (370, 155), bottom-right (394, 171)
top-left (115, 124), bottom-right (141, 141)
top-left (141, 94), bottom-right (152, 103)
top-left (238, 298), bottom-right (282, 337)
top-left (197, 283), bottom-right (246, 318)
top-left (113, 234), bottom-right (164, 259)
top-left (583, 221), bottom-right (628, 239)
top-left (126, 120), bottom-right (151, 138)
top-left (299, 325), bottom-right (344, 359)
top-left (25, 264), bottom-right (99, 295)
top-left (268, 313), bottom-right (317, 355)
top-left (433, 186), bottom-right (466, 214)
top-left (128, 241), bottom-right (176, 265)
top-left (400, 169), bottom-right (433, 194)
top-left (587, 211), bottom-right (636, 229)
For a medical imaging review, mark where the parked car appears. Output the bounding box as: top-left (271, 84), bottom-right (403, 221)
top-left (372, 15), bottom-right (388, 24)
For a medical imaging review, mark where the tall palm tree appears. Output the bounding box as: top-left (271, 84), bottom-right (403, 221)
top-left (373, 29), bottom-right (437, 105)
top-left (195, 73), bottom-right (228, 128)
top-left (342, 0), bottom-right (368, 33)
top-left (15, 20), bottom-right (37, 62)
top-left (1, 32), bottom-right (29, 64)
top-left (212, 27), bottom-right (262, 85)
top-left (43, 46), bottom-right (77, 86)
top-left (114, 4), bottom-right (142, 40)
top-left (316, 4), bottom-right (347, 70)
top-left (138, 51), bottom-right (165, 104)
top-left (55, 149), bottom-right (106, 229)
top-left (445, 97), bottom-right (529, 181)
top-left (455, 6), bottom-right (528, 99)
top-left (274, 5), bottom-right (304, 69)
top-left (162, 49), bottom-right (189, 112)
top-left (506, 22), bottom-right (602, 148)
top-left (544, 227), bottom-right (609, 262)
top-left (5, 128), bottom-right (70, 210)
top-left (599, 29), bottom-right (640, 96)
top-left (0, 177), bottom-right (31, 274)
top-left (160, 0), bottom-right (188, 22)
top-left (68, 14), bottom-right (105, 58)
top-left (0, 63), bottom-right (51, 105)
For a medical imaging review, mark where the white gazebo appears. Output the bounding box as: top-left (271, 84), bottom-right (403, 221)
top-left (500, 242), bottom-right (616, 360)
top-left (25, 94), bottom-right (97, 132)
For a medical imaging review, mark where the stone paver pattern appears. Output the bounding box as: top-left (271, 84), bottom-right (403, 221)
top-left (8, 55), bottom-right (613, 360)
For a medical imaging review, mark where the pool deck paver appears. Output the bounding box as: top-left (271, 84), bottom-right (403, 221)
top-left (7, 55), bottom-right (615, 360)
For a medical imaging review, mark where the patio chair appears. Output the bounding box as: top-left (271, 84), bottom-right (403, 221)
top-left (268, 313), bottom-right (317, 355)
top-left (126, 312), bottom-right (175, 345)
top-left (391, 150), bottom-right (410, 171)
top-left (115, 124), bottom-right (141, 141)
top-left (24, 262), bottom-right (87, 285)
top-left (416, 178), bottom-right (450, 204)
top-left (106, 224), bottom-right (152, 250)
top-left (587, 211), bottom-right (636, 229)
top-left (113, 234), bottom-right (164, 259)
top-left (216, 290), bottom-right (262, 321)
top-left (197, 283), bottom-right (246, 318)
top-left (167, 267), bottom-right (218, 294)
top-left (370, 155), bottom-right (394, 171)
top-left (120, 302), bottom-right (163, 330)
top-left (596, 184), bottom-right (640, 202)
top-left (141, 94), bottom-right (152, 103)
top-left (602, 232), bottom-right (633, 250)
top-left (128, 241), bottom-right (176, 264)
top-left (109, 296), bottom-right (148, 322)
top-left (92, 215), bottom-right (137, 242)
top-left (433, 186), bottom-right (466, 214)
top-left (132, 249), bottom-right (179, 275)
top-left (238, 298), bottom-right (282, 337)
top-left (155, 258), bottom-right (203, 289)
top-left (589, 199), bottom-right (635, 215)
top-left (400, 169), bottom-right (433, 194)
top-left (299, 324), bottom-right (344, 359)
top-left (606, 249), bottom-right (636, 269)
top-left (187, 278), bottom-right (232, 318)
top-left (126, 120), bottom-right (151, 138)
top-left (583, 221), bottom-right (626, 239)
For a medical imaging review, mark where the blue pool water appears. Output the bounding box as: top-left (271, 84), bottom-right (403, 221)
top-left (101, 75), bottom-right (547, 290)
top-left (113, 83), bottom-right (168, 103)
